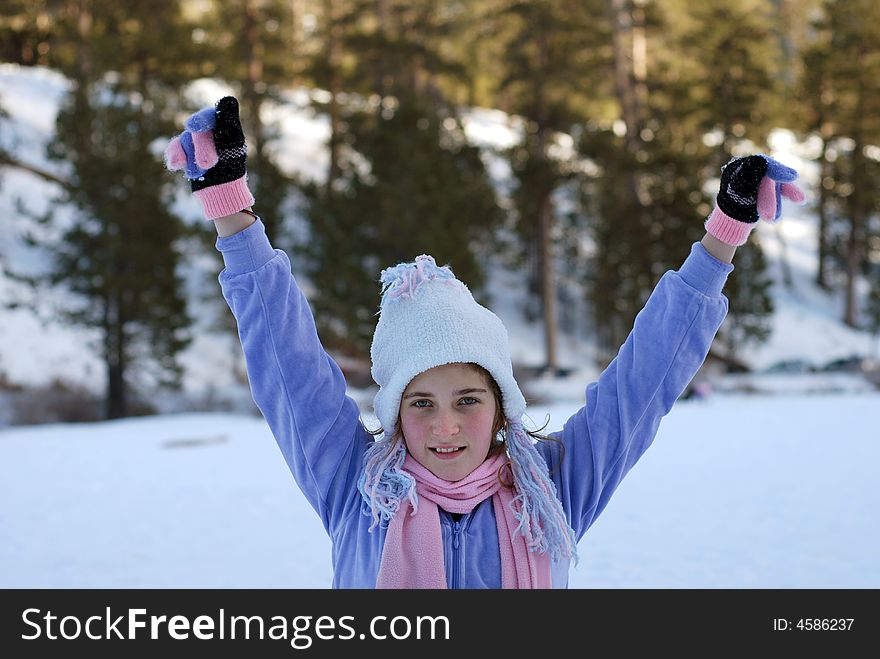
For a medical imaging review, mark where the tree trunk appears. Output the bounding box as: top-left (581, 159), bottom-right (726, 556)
top-left (538, 174), bottom-right (558, 373)
top-left (375, 0), bottom-right (391, 97)
top-left (106, 362), bottom-right (126, 419)
top-left (243, 1), bottom-right (268, 229)
top-left (105, 290), bottom-right (128, 419)
top-left (607, 0), bottom-right (651, 352)
top-left (325, 0), bottom-right (342, 192)
top-left (843, 209), bottom-right (862, 328)
top-left (608, 0), bottom-right (646, 147)
top-left (815, 131), bottom-right (832, 291)
top-left (74, 0), bottom-right (92, 78)
top-left (534, 31), bottom-right (557, 373)
top-left (290, 0), bottom-right (300, 87)
top-left (843, 150), bottom-right (864, 328)
top-left (773, 222), bottom-right (795, 290)
top-left (843, 67), bottom-right (867, 328)
top-left (71, 0), bottom-right (93, 158)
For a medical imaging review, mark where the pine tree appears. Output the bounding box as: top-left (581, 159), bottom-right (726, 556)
top-left (674, 0), bottom-right (783, 165)
top-left (53, 89), bottom-right (193, 418)
top-left (4, 0), bottom-right (198, 419)
top-left (303, 0), bottom-right (471, 195)
top-left (799, 27), bottom-right (837, 292)
top-left (0, 0), bottom-right (55, 66)
top-left (715, 237), bottom-right (775, 362)
top-left (864, 263), bottom-right (880, 361)
top-left (809, 0), bottom-right (880, 328)
top-left (576, 1), bottom-right (704, 361)
top-left (578, 123), bottom-right (712, 362)
top-left (197, 0), bottom-right (301, 243)
top-left (662, 0), bottom-right (781, 359)
top-left (293, 0), bottom-right (500, 358)
top-left (577, 0), bottom-right (788, 365)
top-left (299, 91), bottom-right (504, 357)
top-left (493, 0), bottom-right (614, 372)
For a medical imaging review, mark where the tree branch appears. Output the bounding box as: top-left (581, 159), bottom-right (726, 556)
top-left (0, 154), bottom-right (72, 191)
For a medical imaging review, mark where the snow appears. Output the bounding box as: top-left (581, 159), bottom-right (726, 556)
top-left (0, 64), bottom-right (878, 588)
top-left (1, 392), bottom-right (876, 588)
top-left (3, 63), bottom-right (876, 400)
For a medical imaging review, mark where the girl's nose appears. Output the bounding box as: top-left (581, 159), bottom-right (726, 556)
top-left (432, 411), bottom-right (460, 438)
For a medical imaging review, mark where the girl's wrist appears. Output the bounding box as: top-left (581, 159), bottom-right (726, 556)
top-left (701, 231), bottom-right (737, 264)
top-left (214, 209), bottom-right (257, 237)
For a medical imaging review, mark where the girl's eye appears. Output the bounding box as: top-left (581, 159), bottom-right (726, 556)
top-left (410, 398), bottom-right (478, 408)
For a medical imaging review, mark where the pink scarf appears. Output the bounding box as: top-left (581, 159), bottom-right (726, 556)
top-left (376, 453), bottom-right (552, 589)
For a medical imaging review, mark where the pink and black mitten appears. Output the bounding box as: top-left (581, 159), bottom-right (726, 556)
top-left (164, 96), bottom-right (255, 220)
top-left (705, 154), bottom-right (805, 246)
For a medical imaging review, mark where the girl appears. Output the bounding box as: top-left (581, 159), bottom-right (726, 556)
top-left (166, 96), bottom-right (803, 588)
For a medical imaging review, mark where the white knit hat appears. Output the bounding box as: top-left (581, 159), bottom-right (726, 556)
top-left (370, 254), bottom-right (526, 435)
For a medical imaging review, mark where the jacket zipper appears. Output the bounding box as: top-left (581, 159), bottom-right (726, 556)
top-left (451, 519), bottom-right (462, 588)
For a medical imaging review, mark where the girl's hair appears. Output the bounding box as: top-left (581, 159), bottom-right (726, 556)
top-left (361, 363), bottom-right (564, 523)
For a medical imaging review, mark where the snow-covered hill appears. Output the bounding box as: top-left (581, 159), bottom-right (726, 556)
top-left (0, 64), bottom-right (876, 426)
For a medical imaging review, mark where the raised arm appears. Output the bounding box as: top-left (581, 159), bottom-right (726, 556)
top-left (165, 97), bottom-right (368, 534)
top-left (216, 218), bottom-right (368, 534)
top-left (542, 241), bottom-right (733, 540)
top-left (541, 153), bottom-right (805, 540)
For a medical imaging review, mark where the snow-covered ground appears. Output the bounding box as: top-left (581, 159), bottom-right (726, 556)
top-left (1, 392), bottom-right (876, 588)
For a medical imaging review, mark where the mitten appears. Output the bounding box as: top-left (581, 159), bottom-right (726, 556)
top-left (164, 96), bottom-right (255, 220)
top-left (705, 154), bottom-right (805, 246)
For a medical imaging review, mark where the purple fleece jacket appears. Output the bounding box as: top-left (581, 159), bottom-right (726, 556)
top-left (216, 219), bottom-right (733, 588)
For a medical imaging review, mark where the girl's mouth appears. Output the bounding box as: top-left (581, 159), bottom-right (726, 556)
top-left (430, 446), bottom-right (465, 460)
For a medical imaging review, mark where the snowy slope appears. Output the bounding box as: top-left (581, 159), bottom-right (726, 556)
top-left (0, 64), bottom-right (876, 418)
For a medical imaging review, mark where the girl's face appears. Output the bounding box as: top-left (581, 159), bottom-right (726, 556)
top-left (400, 363), bottom-right (498, 482)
